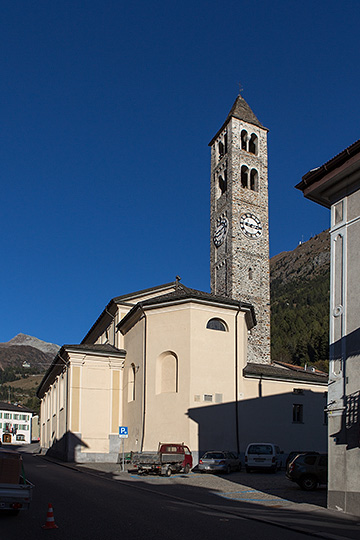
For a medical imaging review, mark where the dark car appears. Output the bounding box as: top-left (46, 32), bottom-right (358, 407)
top-left (286, 452), bottom-right (328, 490)
top-left (285, 451), bottom-right (319, 472)
top-left (198, 451), bottom-right (241, 474)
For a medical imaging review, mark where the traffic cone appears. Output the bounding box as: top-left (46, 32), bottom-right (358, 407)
top-left (42, 503), bottom-right (58, 529)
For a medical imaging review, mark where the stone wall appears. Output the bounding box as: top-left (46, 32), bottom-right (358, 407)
top-left (210, 116), bottom-right (270, 364)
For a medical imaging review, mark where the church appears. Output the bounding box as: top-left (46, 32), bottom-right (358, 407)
top-left (37, 95), bottom-right (328, 463)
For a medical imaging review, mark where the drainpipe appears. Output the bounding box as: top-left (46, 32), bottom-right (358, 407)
top-left (139, 306), bottom-right (147, 452)
top-left (235, 304), bottom-right (241, 454)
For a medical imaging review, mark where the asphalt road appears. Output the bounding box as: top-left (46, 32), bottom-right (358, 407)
top-left (0, 452), bottom-right (329, 540)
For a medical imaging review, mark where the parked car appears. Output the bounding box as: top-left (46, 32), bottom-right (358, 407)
top-left (285, 451), bottom-right (319, 473)
top-left (198, 451), bottom-right (241, 474)
top-left (245, 443), bottom-right (282, 472)
top-left (286, 452), bottom-right (328, 490)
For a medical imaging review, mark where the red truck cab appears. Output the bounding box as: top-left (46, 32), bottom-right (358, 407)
top-left (158, 443), bottom-right (193, 473)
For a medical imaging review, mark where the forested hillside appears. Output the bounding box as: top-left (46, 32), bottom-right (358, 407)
top-left (270, 230), bottom-right (330, 371)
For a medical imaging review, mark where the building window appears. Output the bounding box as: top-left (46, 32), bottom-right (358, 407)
top-left (241, 165), bottom-right (249, 188)
top-left (293, 404), bottom-right (303, 423)
top-left (241, 130), bottom-right (248, 151)
top-left (248, 268), bottom-right (253, 280)
top-left (203, 394), bottom-right (213, 402)
top-left (218, 169), bottom-right (227, 195)
top-left (206, 318), bottom-right (228, 332)
top-left (250, 169), bottom-right (258, 191)
top-left (218, 141), bottom-right (225, 159)
top-left (249, 133), bottom-right (258, 155)
top-left (217, 132), bottom-right (227, 161)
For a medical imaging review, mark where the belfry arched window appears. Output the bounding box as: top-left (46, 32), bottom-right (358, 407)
top-left (219, 169), bottom-right (227, 195)
top-left (249, 133), bottom-right (258, 155)
top-left (250, 169), bottom-right (258, 191)
top-left (218, 141), bottom-right (225, 159)
top-left (241, 130), bottom-right (248, 151)
top-left (241, 165), bottom-right (249, 188)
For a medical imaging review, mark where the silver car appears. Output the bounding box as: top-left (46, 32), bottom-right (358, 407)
top-left (198, 451), bottom-right (241, 474)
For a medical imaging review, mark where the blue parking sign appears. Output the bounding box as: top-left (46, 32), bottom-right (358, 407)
top-left (119, 426), bottom-right (128, 438)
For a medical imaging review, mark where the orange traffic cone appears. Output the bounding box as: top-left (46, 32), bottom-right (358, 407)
top-left (42, 503), bottom-right (58, 529)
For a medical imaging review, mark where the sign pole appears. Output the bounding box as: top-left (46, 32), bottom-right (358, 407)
top-left (118, 426), bottom-right (129, 472)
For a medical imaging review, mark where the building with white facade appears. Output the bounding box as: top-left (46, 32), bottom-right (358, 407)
top-left (0, 401), bottom-right (33, 444)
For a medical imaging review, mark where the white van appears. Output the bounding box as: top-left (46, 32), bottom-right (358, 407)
top-left (245, 443), bottom-right (282, 472)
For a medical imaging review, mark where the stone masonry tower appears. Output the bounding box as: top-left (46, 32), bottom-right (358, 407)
top-left (209, 94), bottom-right (270, 364)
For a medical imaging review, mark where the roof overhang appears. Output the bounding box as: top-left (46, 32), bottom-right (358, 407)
top-left (243, 362), bottom-right (328, 386)
top-left (296, 140), bottom-right (360, 208)
top-left (118, 296), bottom-right (256, 335)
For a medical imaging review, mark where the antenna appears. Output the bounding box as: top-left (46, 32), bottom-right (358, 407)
top-left (238, 82), bottom-right (243, 96)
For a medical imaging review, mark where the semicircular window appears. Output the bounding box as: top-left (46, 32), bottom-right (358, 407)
top-left (206, 318), bottom-right (228, 332)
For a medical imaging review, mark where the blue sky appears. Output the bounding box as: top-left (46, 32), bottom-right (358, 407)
top-left (1, 1), bottom-right (359, 346)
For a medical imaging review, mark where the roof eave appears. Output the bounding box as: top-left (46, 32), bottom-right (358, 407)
top-left (118, 296), bottom-right (256, 335)
top-left (296, 140), bottom-right (360, 208)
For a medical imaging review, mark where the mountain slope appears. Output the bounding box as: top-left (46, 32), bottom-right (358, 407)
top-left (0, 334), bottom-right (59, 411)
top-left (1, 333), bottom-right (59, 358)
top-left (270, 230), bottom-right (330, 370)
top-left (0, 334), bottom-right (59, 372)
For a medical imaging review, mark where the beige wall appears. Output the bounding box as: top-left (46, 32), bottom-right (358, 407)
top-left (40, 351), bottom-right (125, 461)
top-left (121, 318), bottom-right (145, 452)
top-left (121, 302), bottom-right (252, 457)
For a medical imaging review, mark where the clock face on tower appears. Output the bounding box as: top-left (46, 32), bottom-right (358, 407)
top-left (213, 216), bottom-right (229, 247)
top-left (239, 213), bottom-right (262, 239)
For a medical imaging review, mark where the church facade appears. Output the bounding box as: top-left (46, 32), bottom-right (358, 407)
top-left (37, 96), bottom-right (328, 464)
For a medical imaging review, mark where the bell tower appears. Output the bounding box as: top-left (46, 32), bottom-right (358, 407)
top-left (209, 94), bottom-right (270, 364)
